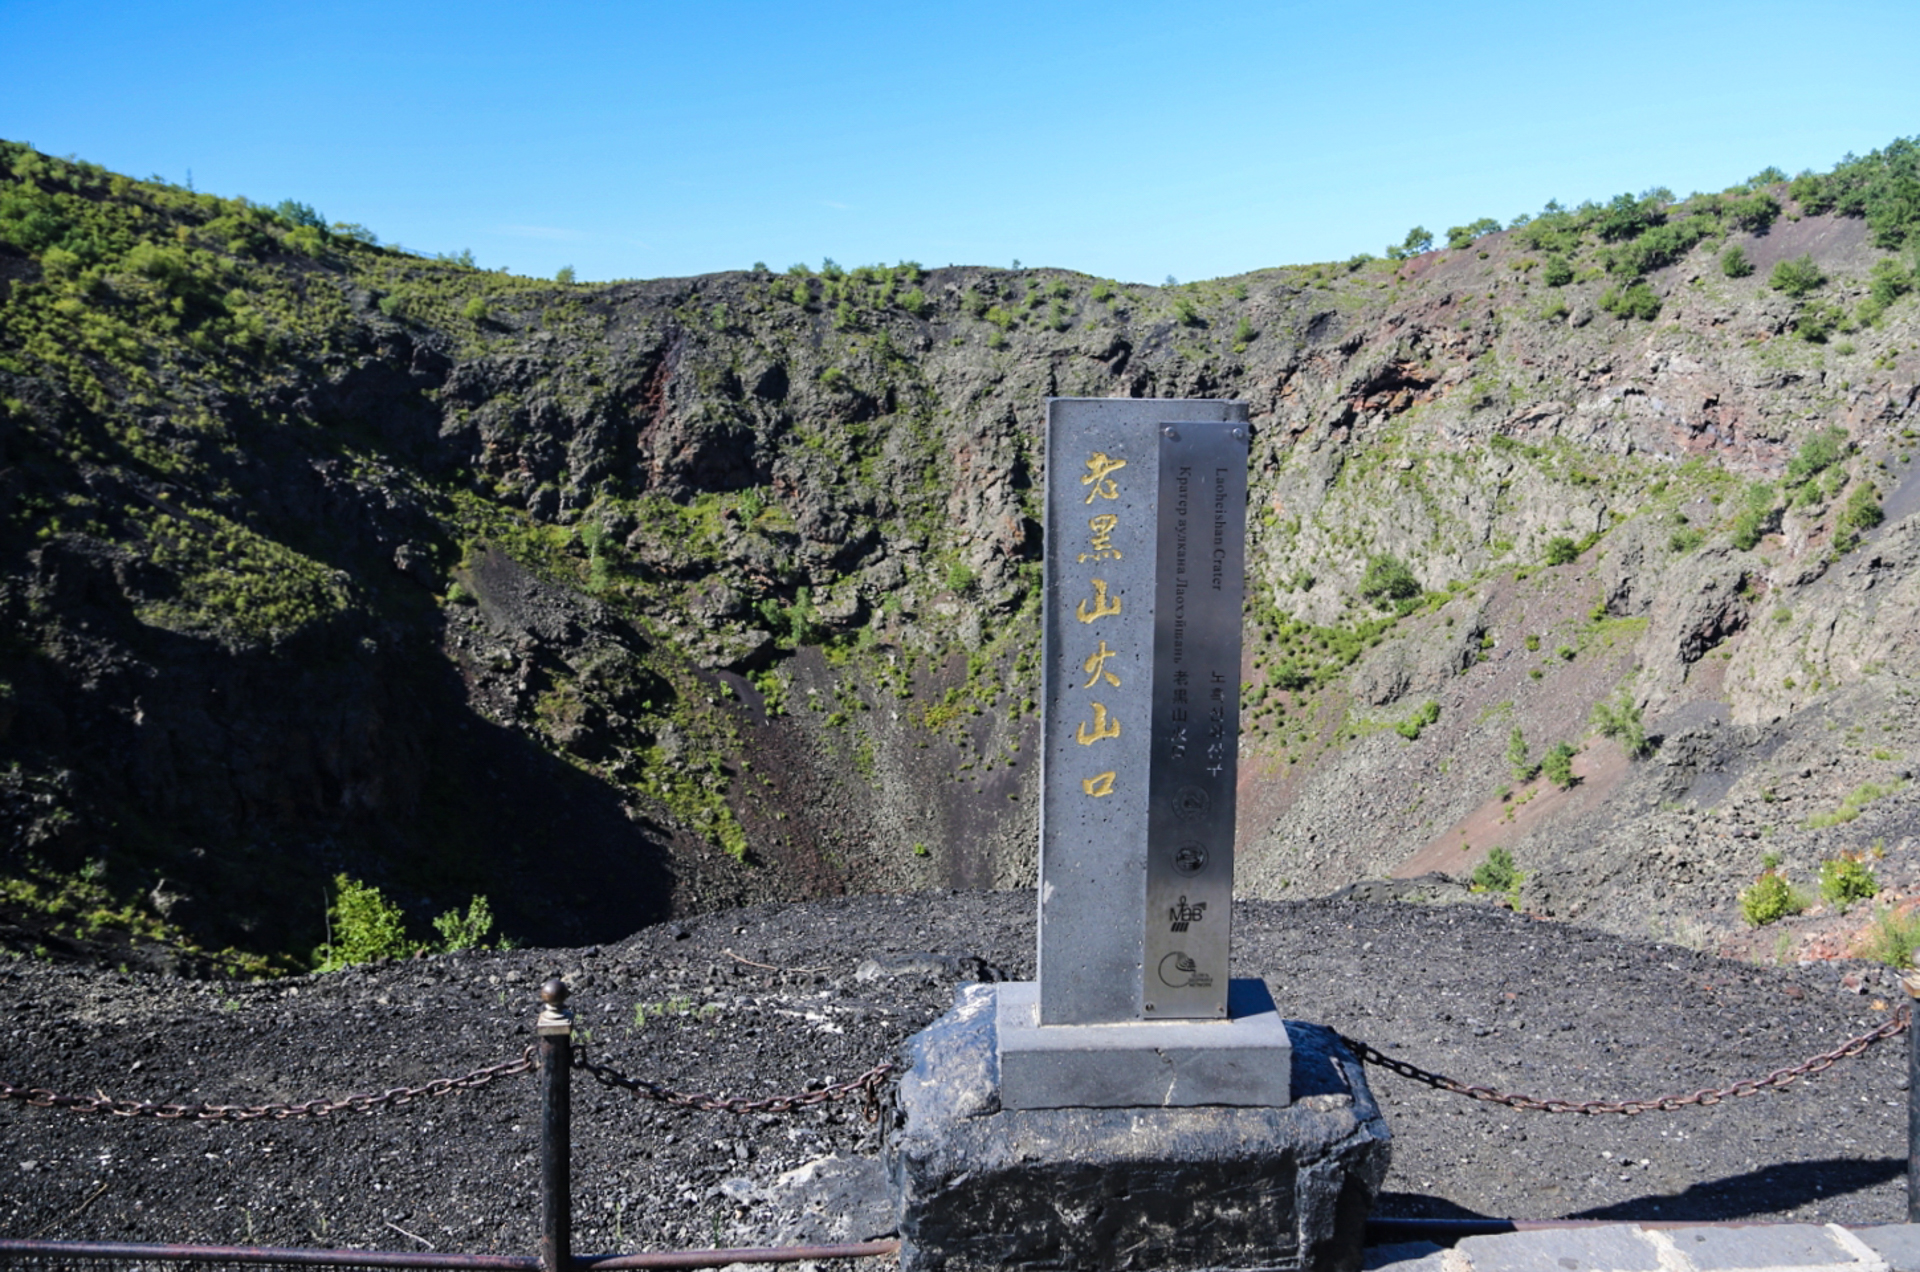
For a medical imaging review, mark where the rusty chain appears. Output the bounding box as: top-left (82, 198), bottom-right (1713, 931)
top-left (0, 1047), bottom-right (536, 1121)
top-left (1336, 1006), bottom-right (1909, 1115)
top-left (12, 1000), bottom-right (1899, 1125)
top-left (572, 1045), bottom-right (895, 1121)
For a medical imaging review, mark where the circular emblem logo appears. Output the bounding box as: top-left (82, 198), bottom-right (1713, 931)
top-left (1172, 842), bottom-right (1209, 876)
top-left (1158, 952), bottom-right (1200, 988)
top-left (1172, 785), bottom-right (1210, 821)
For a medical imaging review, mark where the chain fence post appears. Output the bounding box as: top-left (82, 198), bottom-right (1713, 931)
top-left (537, 978), bottom-right (574, 1272)
top-left (1905, 975), bottom-right (1919, 1224)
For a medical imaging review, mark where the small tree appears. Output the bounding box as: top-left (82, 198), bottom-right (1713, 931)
top-left (1591, 693), bottom-right (1650, 758)
top-left (1507, 726), bottom-right (1538, 782)
top-left (1387, 226), bottom-right (1433, 259)
top-left (1769, 254), bottom-right (1827, 298)
top-left (1543, 536), bottom-right (1579, 566)
top-left (1358, 553), bottom-right (1419, 606)
top-left (1446, 217), bottom-right (1501, 250)
top-left (1541, 741), bottom-right (1578, 789)
top-left (1598, 281), bottom-right (1661, 321)
top-left (1721, 245), bottom-right (1754, 278)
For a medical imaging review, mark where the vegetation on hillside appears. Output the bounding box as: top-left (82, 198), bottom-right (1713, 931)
top-left (3, 132), bottom-right (1920, 974)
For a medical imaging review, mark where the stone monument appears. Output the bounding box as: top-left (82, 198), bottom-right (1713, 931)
top-left (887, 398), bottom-right (1391, 1272)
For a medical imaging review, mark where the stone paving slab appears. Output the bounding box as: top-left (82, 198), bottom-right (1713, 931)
top-left (1458, 1224), bottom-right (1662, 1271)
top-left (1859, 1227), bottom-right (1920, 1272)
top-left (1362, 1241), bottom-right (1447, 1271)
top-left (1362, 1223), bottom-right (1920, 1271)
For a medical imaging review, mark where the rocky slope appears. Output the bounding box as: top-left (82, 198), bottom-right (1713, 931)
top-left (3, 139), bottom-right (1920, 970)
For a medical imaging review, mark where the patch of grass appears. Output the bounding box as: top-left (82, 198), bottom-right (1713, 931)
top-left (1806, 779), bottom-right (1907, 829)
top-left (1860, 907), bottom-right (1920, 968)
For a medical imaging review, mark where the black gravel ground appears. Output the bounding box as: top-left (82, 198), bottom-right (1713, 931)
top-left (1, 892), bottom-right (1912, 1256)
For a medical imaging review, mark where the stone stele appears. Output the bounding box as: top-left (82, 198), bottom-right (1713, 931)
top-left (887, 984), bottom-right (1392, 1272)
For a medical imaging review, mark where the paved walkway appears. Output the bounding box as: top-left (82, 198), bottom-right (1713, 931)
top-left (1365, 1223), bottom-right (1920, 1272)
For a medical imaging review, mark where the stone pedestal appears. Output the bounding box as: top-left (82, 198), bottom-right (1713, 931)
top-left (997, 978), bottom-right (1293, 1109)
top-left (887, 985), bottom-right (1391, 1272)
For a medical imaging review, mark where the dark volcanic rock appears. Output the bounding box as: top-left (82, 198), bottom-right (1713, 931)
top-left (1, 893), bottom-right (1914, 1260)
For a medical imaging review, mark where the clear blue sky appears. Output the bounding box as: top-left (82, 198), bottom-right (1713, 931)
top-left (6, 1), bottom-right (1914, 285)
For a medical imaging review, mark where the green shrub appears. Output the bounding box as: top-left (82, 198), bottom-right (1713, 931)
top-left (1741, 870), bottom-right (1809, 926)
top-left (1669, 525), bottom-right (1705, 553)
top-left (1723, 193), bottom-right (1781, 233)
top-left (1590, 694), bottom-right (1650, 758)
top-left (1818, 855), bottom-right (1879, 907)
top-left (1470, 847), bottom-right (1523, 901)
top-left (1595, 192), bottom-right (1663, 242)
top-left (461, 295), bottom-right (489, 322)
top-left (1869, 257), bottom-right (1915, 307)
top-left (1395, 699), bottom-right (1441, 740)
top-left (1795, 302), bottom-right (1842, 343)
top-left (1598, 281), bottom-right (1661, 320)
top-left (1789, 172), bottom-right (1829, 212)
top-left (1542, 255), bottom-right (1574, 286)
top-left (1446, 218), bottom-right (1501, 250)
top-left (1835, 481), bottom-right (1884, 550)
top-left (431, 895), bottom-right (499, 951)
top-left (315, 875), bottom-right (416, 969)
top-left (1606, 217), bottom-right (1714, 277)
top-left (1721, 244), bottom-right (1754, 278)
top-left (1543, 535), bottom-right (1579, 566)
top-left (1541, 741), bottom-right (1577, 789)
top-left (1786, 427), bottom-right (1850, 484)
top-left (1770, 254), bottom-right (1827, 297)
top-left (1729, 480), bottom-right (1778, 550)
top-left (1358, 553), bottom-right (1420, 605)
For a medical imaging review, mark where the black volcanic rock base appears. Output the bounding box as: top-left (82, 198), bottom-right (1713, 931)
top-left (886, 985), bottom-right (1391, 1272)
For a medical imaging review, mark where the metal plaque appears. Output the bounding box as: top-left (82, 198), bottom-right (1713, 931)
top-left (1143, 426), bottom-right (1247, 1018)
top-left (1037, 398), bottom-right (1247, 1026)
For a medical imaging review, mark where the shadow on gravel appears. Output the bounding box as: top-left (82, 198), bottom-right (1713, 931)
top-left (1374, 1158), bottom-right (1906, 1225)
top-left (1568, 1157), bottom-right (1907, 1222)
